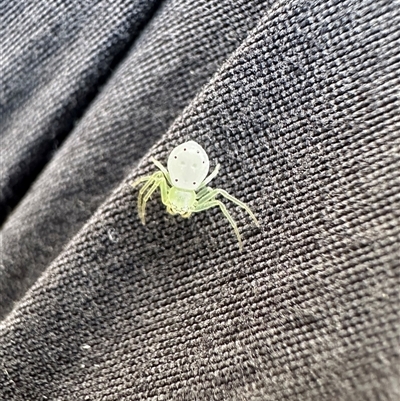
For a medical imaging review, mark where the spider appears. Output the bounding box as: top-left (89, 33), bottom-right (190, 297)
top-left (131, 140), bottom-right (259, 249)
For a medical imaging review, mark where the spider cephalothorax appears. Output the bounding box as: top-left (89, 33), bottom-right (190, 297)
top-left (131, 140), bottom-right (259, 249)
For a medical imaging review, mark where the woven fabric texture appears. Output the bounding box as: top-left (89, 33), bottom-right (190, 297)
top-left (0, 0), bottom-right (271, 320)
top-left (0, 0), bottom-right (161, 221)
top-left (1, 0), bottom-right (399, 400)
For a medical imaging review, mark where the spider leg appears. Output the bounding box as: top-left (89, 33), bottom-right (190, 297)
top-left (198, 163), bottom-right (220, 189)
top-left (196, 186), bottom-right (218, 204)
top-left (167, 206), bottom-right (177, 215)
top-left (151, 157), bottom-right (172, 185)
top-left (137, 179), bottom-right (155, 224)
top-left (194, 199), bottom-right (243, 250)
top-left (197, 184), bottom-right (258, 221)
top-left (132, 171), bottom-right (172, 224)
top-left (158, 175), bottom-right (170, 206)
top-left (195, 186), bottom-right (209, 199)
top-left (214, 189), bottom-right (259, 226)
top-left (131, 174), bottom-right (152, 223)
top-left (137, 175), bottom-right (156, 203)
top-left (131, 175), bottom-right (150, 189)
top-left (139, 175), bottom-right (163, 224)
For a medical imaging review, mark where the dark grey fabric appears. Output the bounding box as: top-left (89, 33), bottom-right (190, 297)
top-left (1, 0), bottom-right (400, 400)
top-left (0, 0), bottom-right (270, 319)
top-left (0, 0), bottom-right (161, 221)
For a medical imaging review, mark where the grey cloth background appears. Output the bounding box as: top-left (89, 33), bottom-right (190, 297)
top-left (1, 0), bottom-right (399, 400)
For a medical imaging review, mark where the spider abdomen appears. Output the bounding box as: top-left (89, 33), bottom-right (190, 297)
top-left (167, 141), bottom-right (210, 190)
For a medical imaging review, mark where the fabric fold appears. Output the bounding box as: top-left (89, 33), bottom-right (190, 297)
top-left (0, 0), bottom-right (163, 223)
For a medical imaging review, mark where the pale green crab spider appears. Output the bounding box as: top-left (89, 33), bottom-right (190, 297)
top-left (131, 140), bottom-right (259, 250)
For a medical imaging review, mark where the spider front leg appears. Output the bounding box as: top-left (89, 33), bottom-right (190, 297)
top-left (214, 189), bottom-right (259, 226)
top-left (131, 172), bottom-right (162, 224)
top-left (158, 174), bottom-right (170, 206)
top-left (198, 163), bottom-right (220, 189)
top-left (197, 187), bottom-right (259, 226)
top-left (151, 157), bottom-right (173, 185)
top-left (194, 186), bottom-right (259, 250)
top-left (131, 175), bottom-right (151, 189)
top-left (131, 175), bottom-right (153, 220)
top-left (194, 198), bottom-right (243, 250)
top-left (139, 177), bottom-right (160, 224)
top-left (140, 173), bottom-right (172, 224)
